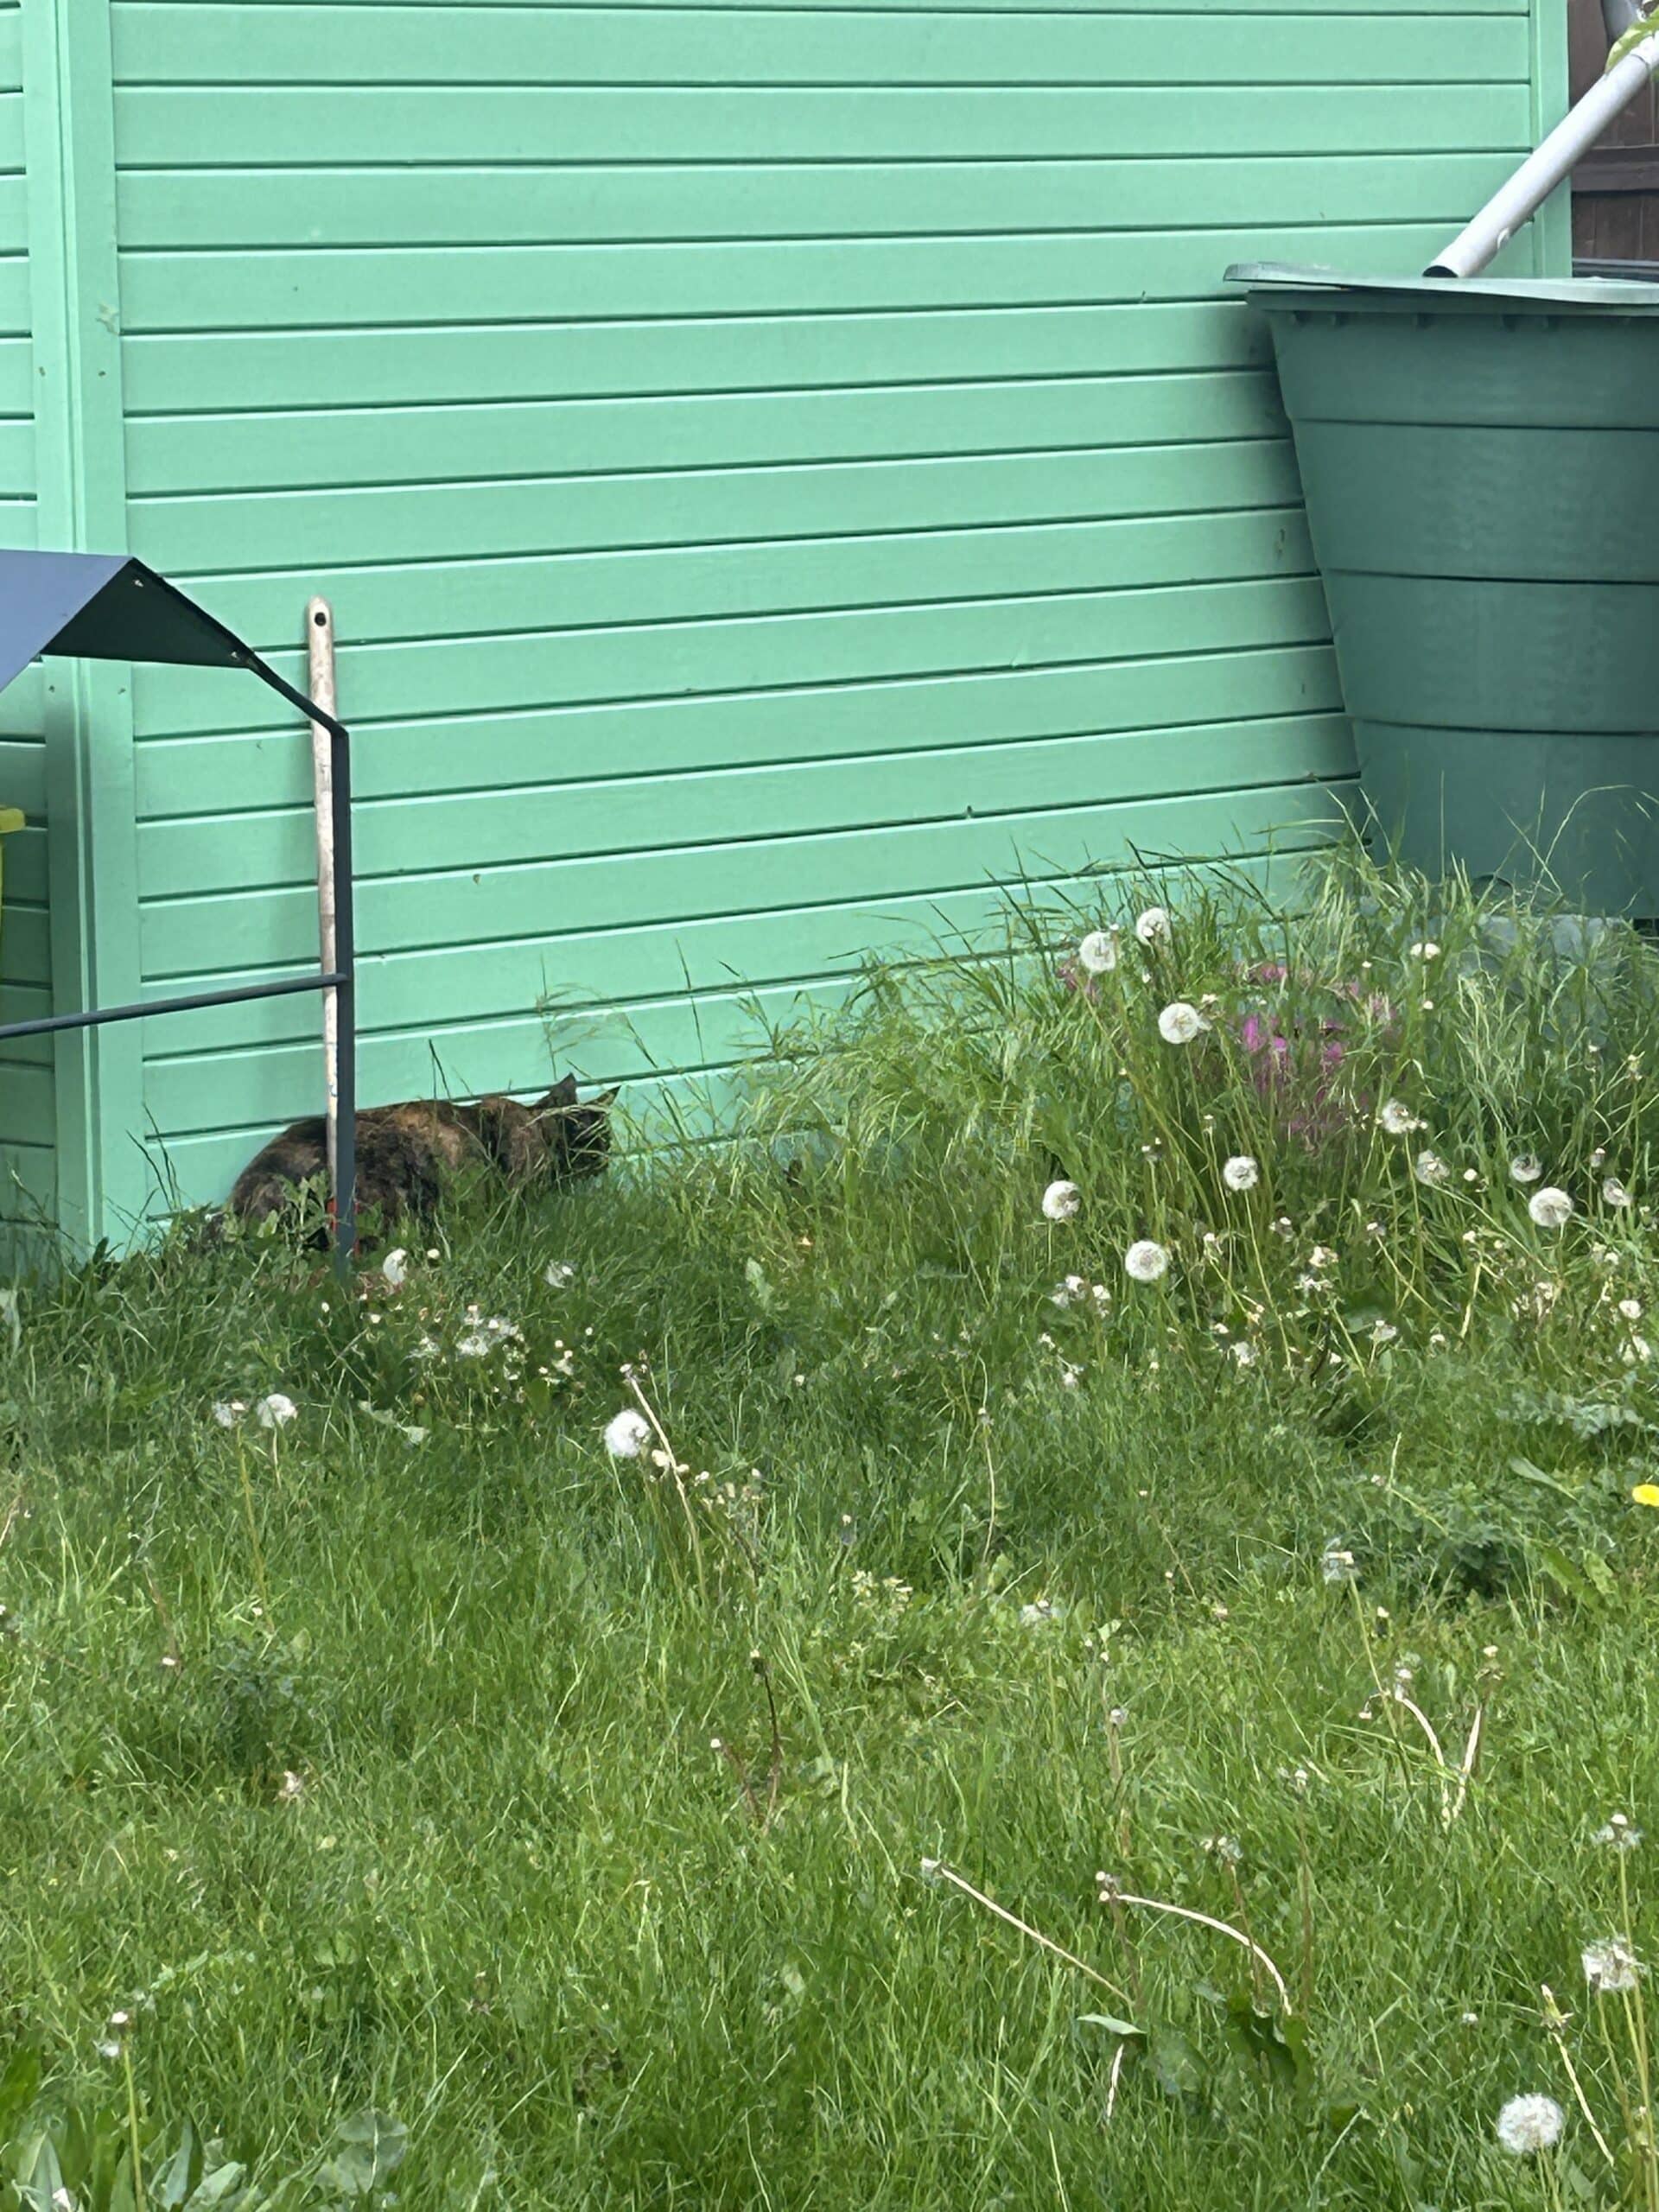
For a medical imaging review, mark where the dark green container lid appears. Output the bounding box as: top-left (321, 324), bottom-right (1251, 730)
top-left (1229, 263), bottom-right (1659, 913)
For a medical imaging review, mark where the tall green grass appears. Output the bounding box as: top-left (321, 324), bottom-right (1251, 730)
top-left (5, 857), bottom-right (1659, 2209)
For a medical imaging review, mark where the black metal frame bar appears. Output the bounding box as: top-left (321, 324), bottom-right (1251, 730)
top-left (0, 655), bottom-right (358, 1274)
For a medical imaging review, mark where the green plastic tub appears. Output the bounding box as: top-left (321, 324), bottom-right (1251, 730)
top-left (1230, 263), bottom-right (1659, 914)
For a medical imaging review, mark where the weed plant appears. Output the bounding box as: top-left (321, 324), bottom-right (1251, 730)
top-left (5, 857), bottom-right (1659, 2207)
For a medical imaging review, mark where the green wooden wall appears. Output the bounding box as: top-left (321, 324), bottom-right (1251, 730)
top-left (2, 0), bottom-right (1569, 1247)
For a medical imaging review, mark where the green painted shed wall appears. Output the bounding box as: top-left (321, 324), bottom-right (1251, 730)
top-left (1, 0), bottom-right (1569, 1248)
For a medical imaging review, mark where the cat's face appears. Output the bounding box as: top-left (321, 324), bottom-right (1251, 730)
top-left (535, 1080), bottom-right (615, 1183)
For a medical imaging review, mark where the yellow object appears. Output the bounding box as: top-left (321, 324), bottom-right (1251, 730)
top-left (0, 809), bottom-right (22, 964)
top-left (1630, 1484), bottom-right (1659, 1509)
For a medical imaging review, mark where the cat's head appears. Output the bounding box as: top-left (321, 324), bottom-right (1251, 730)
top-left (535, 1076), bottom-right (616, 1183)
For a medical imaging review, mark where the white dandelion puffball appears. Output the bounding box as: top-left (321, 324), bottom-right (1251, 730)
top-left (1583, 1937), bottom-right (1642, 1994)
top-left (1222, 1155), bottom-right (1260, 1192)
top-left (380, 1247), bottom-right (410, 1288)
top-left (1495, 2094), bottom-right (1565, 2158)
top-left (1510, 1154), bottom-right (1543, 1185)
top-left (1414, 1150), bottom-right (1449, 1187)
top-left (1529, 1186), bottom-right (1574, 1230)
top-left (1135, 906), bottom-right (1171, 945)
top-left (254, 1393), bottom-right (297, 1430)
top-left (211, 1399), bottom-right (247, 1429)
top-left (1376, 1099), bottom-right (1422, 1137)
top-left (1077, 929), bottom-right (1120, 976)
top-left (1593, 1813), bottom-right (1643, 1852)
top-left (1605, 1178), bottom-right (1633, 1209)
top-left (604, 1408), bottom-right (652, 1459)
top-left (1157, 1001), bottom-right (1207, 1046)
top-left (544, 1261), bottom-right (576, 1288)
top-left (1319, 1541), bottom-right (1357, 1586)
top-left (1042, 1179), bottom-right (1083, 1223)
top-left (1124, 1239), bottom-right (1171, 1284)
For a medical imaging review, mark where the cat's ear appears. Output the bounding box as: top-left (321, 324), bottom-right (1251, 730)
top-left (589, 1088), bottom-right (619, 1112)
top-left (539, 1075), bottom-right (578, 1110)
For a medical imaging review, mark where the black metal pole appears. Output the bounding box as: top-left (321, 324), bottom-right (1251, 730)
top-left (329, 720), bottom-right (357, 1276)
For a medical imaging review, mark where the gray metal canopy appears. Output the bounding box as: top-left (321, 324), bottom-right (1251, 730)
top-left (0, 549), bottom-right (346, 739)
top-left (0, 547), bottom-right (357, 1266)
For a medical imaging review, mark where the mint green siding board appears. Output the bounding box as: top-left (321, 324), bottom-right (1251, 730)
top-left (115, 87), bottom-right (1534, 166)
top-left (136, 645), bottom-right (1343, 824)
top-left (0, 0), bottom-right (1572, 1234)
top-left (111, 8), bottom-right (1530, 83)
top-left (128, 577), bottom-right (1338, 741)
top-left (131, 442), bottom-right (1306, 594)
top-left (120, 302), bottom-right (1280, 416)
top-left (117, 157), bottom-right (1534, 253)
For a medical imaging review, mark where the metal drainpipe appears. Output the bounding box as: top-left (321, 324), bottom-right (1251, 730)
top-left (1426, 23), bottom-right (1659, 277)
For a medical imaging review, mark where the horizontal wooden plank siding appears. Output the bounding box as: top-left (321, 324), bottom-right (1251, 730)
top-left (104, 0), bottom-right (1551, 1214)
top-left (0, 0), bottom-right (57, 1243)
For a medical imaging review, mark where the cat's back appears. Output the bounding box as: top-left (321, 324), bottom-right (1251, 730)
top-left (228, 1115), bottom-right (330, 1220)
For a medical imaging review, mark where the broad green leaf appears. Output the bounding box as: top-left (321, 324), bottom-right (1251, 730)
top-left (12, 2131), bottom-right (67, 2212)
top-left (315, 2113), bottom-right (406, 2200)
top-left (152, 2123), bottom-right (201, 2209)
top-left (182, 2161), bottom-right (248, 2209)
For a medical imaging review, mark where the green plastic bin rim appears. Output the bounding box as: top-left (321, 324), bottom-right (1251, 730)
top-left (1225, 260), bottom-right (1659, 315)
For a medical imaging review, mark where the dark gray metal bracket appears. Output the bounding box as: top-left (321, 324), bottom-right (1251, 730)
top-left (0, 550), bottom-right (357, 1272)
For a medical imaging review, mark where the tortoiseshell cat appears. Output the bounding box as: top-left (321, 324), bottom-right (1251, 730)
top-left (228, 1076), bottom-right (613, 1240)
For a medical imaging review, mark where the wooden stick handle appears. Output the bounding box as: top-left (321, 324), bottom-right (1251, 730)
top-left (307, 597), bottom-right (340, 1196)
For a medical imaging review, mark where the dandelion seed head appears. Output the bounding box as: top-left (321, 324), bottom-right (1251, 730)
top-left (380, 1247), bottom-right (410, 1289)
top-left (1583, 1937), bottom-right (1642, 1993)
top-left (1042, 1179), bottom-right (1082, 1224)
top-left (604, 1408), bottom-right (652, 1459)
top-left (1593, 1813), bottom-right (1643, 1852)
top-left (1495, 2094), bottom-right (1565, 2157)
top-left (1019, 1597), bottom-right (1063, 1628)
top-left (1529, 1186), bottom-right (1574, 1230)
top-left (1409, 940), bottom-right (1441, 961)
top-left (1134, 906), bottom-right (1171, 945)
top-left (1157, 1000), bottom-right (1208, 1046)
top-left (1222, 1154), bottom-right (1260, 1192)
top-left (544, 1261), bottom-right (576, 1289)
top-left (211, 1399), bottom-right (247, 1429)
top-left (1377, 1099), bottom-right (1424, 1136)
top-left (1123, 1239), bottom-right (1171, 1285)
top-left (1320, 1540), bottom-right (1358, 1586)
top-left (1414, 1150), bottom-right (1450, 1187)
top-left (1077, 929), bottom-right (1120, 976)
top-left (1510, 1154), bottom-right (1544, 1185)
top-left (1605, 1179), bottom-right (1633, 1209)
top-left (254, 1393), bottom-right (297, 1430)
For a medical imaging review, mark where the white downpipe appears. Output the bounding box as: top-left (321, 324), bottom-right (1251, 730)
top-left (1426, 29), bottom-right (1659, 277)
